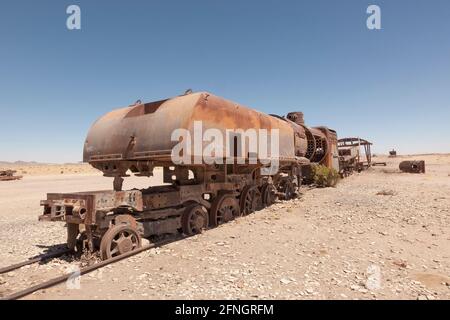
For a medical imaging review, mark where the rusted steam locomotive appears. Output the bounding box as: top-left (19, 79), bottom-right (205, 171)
top-left (39, 92), bottom-right (339, 260)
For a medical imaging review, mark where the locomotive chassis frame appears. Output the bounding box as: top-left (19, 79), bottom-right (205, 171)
top-left (39, 158), bottom-right (307, 257)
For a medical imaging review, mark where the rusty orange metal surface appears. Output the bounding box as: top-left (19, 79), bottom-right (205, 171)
top-left (84, 92), bottom-right (299, 165)
top-left (83, 92), bottom-right (339, 173)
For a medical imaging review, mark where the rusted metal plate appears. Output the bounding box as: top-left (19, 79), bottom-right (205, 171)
top-left (142, 190), bottom-right (180, 210)
top-left (338, 137), bottom-right (372, 147)
top-left (39, 190), bottom-right (143, 223)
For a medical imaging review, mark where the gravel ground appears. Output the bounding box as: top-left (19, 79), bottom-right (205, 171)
top-left (0, 155), bottom-right (449, 300)
top-left (0, 163), bottom-right (98, 176)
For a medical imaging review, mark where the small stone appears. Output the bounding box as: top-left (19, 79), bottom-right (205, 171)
top-left (358, 288), bottom-right (368, 293)
top-left (393, 261), bottom-right (407, 268)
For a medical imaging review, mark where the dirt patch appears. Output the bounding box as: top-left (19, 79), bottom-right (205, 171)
top-left (0, 163), bottom-right (98, 176)
top-left (412, 273), bottom-right (450, 289)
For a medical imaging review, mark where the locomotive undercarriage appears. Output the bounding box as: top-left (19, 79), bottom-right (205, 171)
top-left (39, 160), bottom-right (305, 260)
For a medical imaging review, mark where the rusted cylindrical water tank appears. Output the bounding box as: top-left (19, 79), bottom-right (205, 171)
top-left (83, 92), bottom-right (306, 165)
top-left (399, 160), bottom-right (425, 173)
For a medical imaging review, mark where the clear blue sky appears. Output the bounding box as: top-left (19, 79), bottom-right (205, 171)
top-left (1, 0), bottom-right (449, 163)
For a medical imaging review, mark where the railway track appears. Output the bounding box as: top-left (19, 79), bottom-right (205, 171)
top-left (0, 236), bottom-right (184, 300)
top-left (0, 247), bottom-right (71, 275)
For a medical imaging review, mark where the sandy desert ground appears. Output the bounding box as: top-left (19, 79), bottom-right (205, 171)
top-left (0, 154), bottom-right (449, 300)
top-left (0, 162), bottom-right (98, 176)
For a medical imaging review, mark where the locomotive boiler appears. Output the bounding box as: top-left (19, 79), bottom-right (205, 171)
top-left (39, 92), bottom-right (338, 260)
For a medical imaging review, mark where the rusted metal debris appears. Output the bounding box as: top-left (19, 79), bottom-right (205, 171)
top-left (337, 138), bottom-right (373, 177)
top-left (0, 170), bottom-right (22, 181)
top-left (40, 91), bottom-right (343, 260)
top-left (389, 149), bottom-right (397, 157)
top-left (399, 160), bottom-right (425, 174)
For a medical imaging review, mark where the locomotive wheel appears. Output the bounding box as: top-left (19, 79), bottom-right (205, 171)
top-left (260, 184), bottom-right (276, 207)
top-left (240, 186), bottom-right (262, 215)
top-left (100, 225), bottom-right (142, 260)
top-left (209, 194), bottom-right (240, 227)
top-left (182, 204), bottom-right (209, 235)
top-left (279, 179), bottom-right (296, 200)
